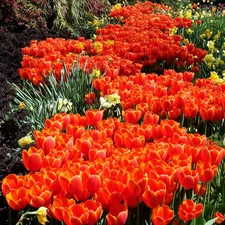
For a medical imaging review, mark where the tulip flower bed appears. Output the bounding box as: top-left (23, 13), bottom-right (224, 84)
top-left (2, 110), bottom-right (225, 225)
top-left (18, 2), bottom-right (206, 86)
top-left (2, 1), bottom-right (225, 225)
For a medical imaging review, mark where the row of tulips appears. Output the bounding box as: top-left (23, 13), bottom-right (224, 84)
top-left (3, 1), bottom-right (225, 225)
top-left (2, 110), bottom-right (225, 224)
top-left (18, 1), bottom-right (206, 86)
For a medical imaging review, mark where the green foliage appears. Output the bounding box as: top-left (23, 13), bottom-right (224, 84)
top-left (11, 60), bottom-right (100, 130)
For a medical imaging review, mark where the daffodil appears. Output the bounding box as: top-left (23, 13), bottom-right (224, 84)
top-left (111, 3), bottom-right (122, 12)
top-left (205, 29), bottom-right (212, 39)
top-left (18, 135), bottom-right (34, 148)
top-left (210, 71), bottom-right (223, 83)
top-left (213, 30), bottom-right (221, 40)
top-left (169, 27), bottom-right (178, 36)
top-left (28, 207), bottom-right (49, 225)
top-left (207, 40), bottom-right (215, 52)
top-left (204, 54), bottom-right (215, 68)
top-left (90, 69), bottom-right (101, 78)
top-left (100, 93), bottom-right (120, 109)
top-left (19, 102), bottom-right (25, 109)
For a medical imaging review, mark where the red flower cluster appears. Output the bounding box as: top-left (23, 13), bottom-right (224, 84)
top-left (18, 2), bottom-right (206, 85)
top-left (2, 110), bottom-right (225, 224)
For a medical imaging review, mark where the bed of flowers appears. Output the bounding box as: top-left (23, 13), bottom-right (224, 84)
top-left (2, 1), bottom-right (225, 225)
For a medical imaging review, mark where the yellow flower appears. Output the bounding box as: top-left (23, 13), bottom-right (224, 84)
top-left (169, 27), bottom-right (178, 36)
top-left (205, 29), bottom-right (212, 39)
top-left (200, 34), bottom-right (206, 39)
top-left (29, 207), bottom-right (48, 225)
top-left (210, 71), bottom-right (220, 83)
top-left (207, 40), bottom-right (215, 52)
top-left (18, 135), bottom-right (34, 148)
top-left (105, 40), bottom-right (114, 45)
top-left (93, 42), bottom-right (103, 54)
top-left (223, 70), bottom-right (225, 78)
top-left (30, 105), bottom-right (33, 111)
top-left (183, 38), bottom-right (189, 45)
top-left (100, 93), bottom-right (120, 109)
top-left (93, 19), bottom-right (100, 27)
top-left (111, 3), bottom-right (122, 12)
top-left (19, 102), bottom-right (25, 109)
top-left (204, 54), bottom-right (215, 68)
top-left (90, 69), bottom-right (101, 78)
top-left (215, 58), bottom-right (224, 66)
top-left (213, 30), bottom-right (221, 40)
top-left (184, 10), bottom-right (192, 19)
top-left (75, 42), bottom-right (84, 51)
top-left (187, 29), bottom-right (193, 34)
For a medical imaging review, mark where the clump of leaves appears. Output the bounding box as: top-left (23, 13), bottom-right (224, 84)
top-left (11, 60), bottom-right (100, 130)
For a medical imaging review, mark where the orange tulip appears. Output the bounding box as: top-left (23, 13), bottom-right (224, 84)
top-left (151, 205), bottom-right (174, 225)
top-left (106, 204), bottom-right (128, 225)
top-left (22, 146), bottom-right (44, 172)
top-left (35, 135), bottom-right (56, 155)
top-left (142, 179), bottom-right (166, 208)
top-left (123, 109), bottom-right (142, 124)
top-left (123, 131), bottom-right (145, 149)
top-left (196, 161), bottom-right (218, 183)
top-left (86, 109), bottom-right (104, 127)
top-left (63, 203), bottom-right (89, 225)
top-left (96, 180), bottom-right (124, 210)
top-left (1, 174), bottom-right (25, 196)
top-left (51, 196), bottom-right (75, 221)
top-left (84, 200), bottom-right (103, 225)
top-left (178, 199), bottom-right (203, 222)
top-left (26, 183), bottom-right (52, 208)
top-left (5, 187), bottom-right (28, 210)
top-left (66, 124), bottom-right (85, 140)
top-left (143, 112), bottom-right (159, 124)
top-left (178, 167), bottom-right (199, 189)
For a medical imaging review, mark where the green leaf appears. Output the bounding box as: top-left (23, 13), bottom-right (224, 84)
top-left (194, 214), bottom-right (206, 225)
top-left (205, 217), bottom-right (219, 225)
top-left (204, 203), bottom-right (214, 221)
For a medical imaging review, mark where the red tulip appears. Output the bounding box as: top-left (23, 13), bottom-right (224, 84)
top-left (84, 200), bottom-right (102, 225)
top-left (213, 212), bottom-right (225, 224)
top-left (143, 112), bottom-right (159, 124)
top-left (86, 109), bottom-right (104, 127)
top-left (123, 109), bottom-right (142, 124)
top-left (196, 161), bottom-right (218, 183)
top-left (96, 180), bottom-right (124, 210)
top-left (22, 146), bottom-right (44, 172)
top-left (193, 183), bottom-right (206, 196)
top-left (178, 167), bottom-right (199, 189)
top-left (51, 196), bottom-right (75, 221)
top-left (178, 199), bottom-right (203, 222)
top-left (84, 92), bottom-right (96, 104)
top-left (142, 179), bottom-right (166, 208)
top-left (151, 205), bottom-right (174, 225)
top-left (35, 135), bottom-right (56, 155)
top-left (182, 100), bottom-right (198, 119)
top-left (66, 124), bottom-right (85, 140)
top-left (63, 203), bottom-right (89, 225)
top-left (123, 131), bottom-right (145, 149)
top-left (106, 204), bottom-right (128, 225)
top-left (85, 174), bottom-right (102, 194)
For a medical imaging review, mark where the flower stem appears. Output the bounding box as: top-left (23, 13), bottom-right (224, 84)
top-left (137, 197), bottom-right (140, 225)
top-left (8, 207), bottom-right (12, 225)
